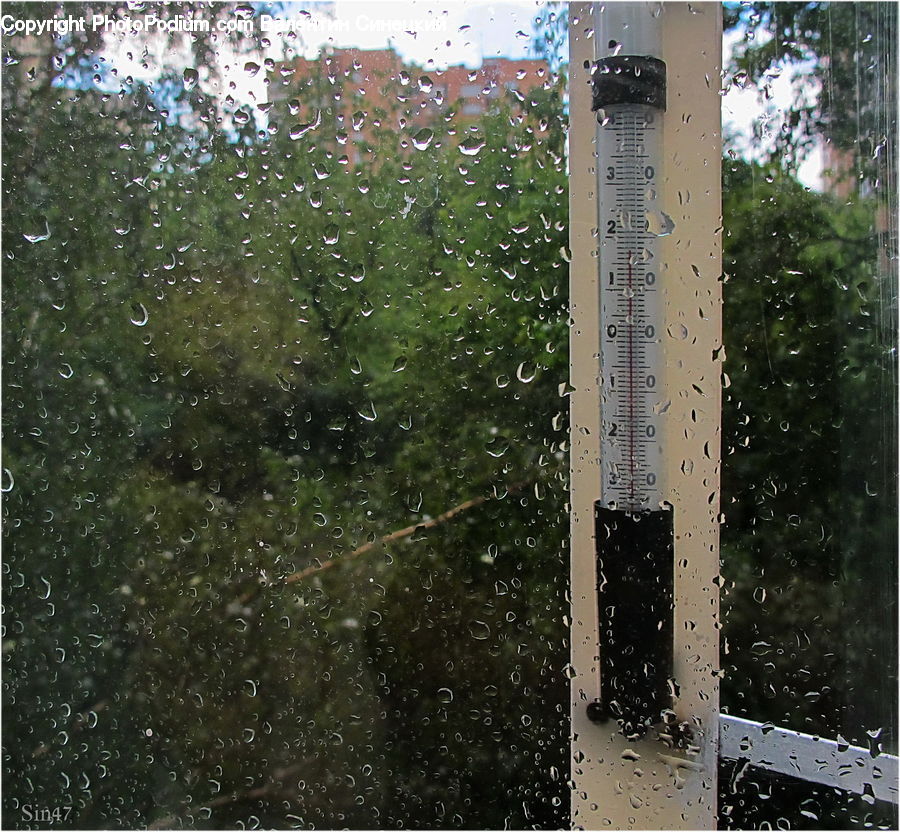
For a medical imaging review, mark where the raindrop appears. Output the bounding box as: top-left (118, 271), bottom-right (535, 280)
top-left (412, 128), bottom-right (434, 151)
top-left (516, 362), bottom-right (536, 383)
top-left (290, 111), bottom-right (321, 139)
top-left (646, 210), bottom-right (675, 237)
top-left (24, 221), bottom-right (51, 244)
top-left (183, 67), bottom-right (199, 90)
top-left (468, 620), bottom-right (491, 640)
top-left (485, 436), bottom-right (509, 458)
top-left (1, 469), bottom-right (13, 492)
top-left (418, 75), bottom-right (433, 93)
top-left (392, 356), bottom-right (407, 373)
top-left (459, 136), bottom-right (486, 156)
top-left (129, 302), bottom-right (149, 327)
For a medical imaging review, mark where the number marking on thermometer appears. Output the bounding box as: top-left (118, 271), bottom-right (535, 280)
top-left (598, 105), bottom-right (665, 511)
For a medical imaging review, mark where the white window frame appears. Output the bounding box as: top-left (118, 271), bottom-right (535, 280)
top-left (568, 3), bottom-right (899, 827)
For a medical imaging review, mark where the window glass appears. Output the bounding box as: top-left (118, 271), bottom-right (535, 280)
top-left (5, 2), bottom-right (898, 828)
top-left (719, 2), bottom-right (898, 827)
top-left (1, 3), bottom-right (569, 827)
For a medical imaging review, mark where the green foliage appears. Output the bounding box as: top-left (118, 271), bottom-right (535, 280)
top-left (724, 2), bottom-right (898, 179)
top-left (2, 40), bottom-right (569, 829)
top-left (2, 5), bottom-right (896, 830)
top-left (720, 158), bottom-right (897, 751)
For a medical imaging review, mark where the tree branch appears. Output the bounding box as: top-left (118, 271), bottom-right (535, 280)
top-left (234, 476), bottom-right (545, 605)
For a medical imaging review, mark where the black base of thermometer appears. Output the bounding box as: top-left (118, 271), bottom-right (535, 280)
top-left (588, 505), bottom-right (674, 736)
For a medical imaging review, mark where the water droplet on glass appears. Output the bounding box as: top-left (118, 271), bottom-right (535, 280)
top-left (129, 302), bottom-right (149, 327)
top-left (646, 210), bottom-right (675, 237)
top-left (183, 67), bottom-right (199, 90)
top-left (459, 136), bottom-right (486, 156)
top-left (468, 620), bottom-right (490, 640)
top-left (516, 362), bottom-right (536, 383)
top-left (412, 128), bottom-right (434, 151)
top-left (290, 110), bottom-right (321, 140)
top-left (24, 221), bottom-right (51, 244)
top-left (485, 436), bottom-right (509, 458)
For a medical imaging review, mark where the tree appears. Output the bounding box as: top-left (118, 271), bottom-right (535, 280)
top-left (2, 22), bottom-right (570, 828)
top-left (724, 2), bottom-right (898, 184)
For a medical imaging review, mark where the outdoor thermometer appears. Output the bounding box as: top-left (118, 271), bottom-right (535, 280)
top-left (587, 3), bottom-right (676, 738)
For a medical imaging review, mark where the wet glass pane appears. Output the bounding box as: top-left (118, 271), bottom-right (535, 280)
top-left (1, 3), bottom-right (569, 828)
top-left (719, 2), bottom-right (898, 828)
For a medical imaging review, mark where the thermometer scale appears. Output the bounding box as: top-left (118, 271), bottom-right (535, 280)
top-left (595, 10), bottom-right (667, 512)
top-left (588, 3), bottom-right (676, 737)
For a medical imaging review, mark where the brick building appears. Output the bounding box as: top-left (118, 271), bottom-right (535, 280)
top-left (267, 47), bottom-right (551, 154)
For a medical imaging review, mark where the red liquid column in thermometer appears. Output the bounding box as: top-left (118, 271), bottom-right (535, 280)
top-left (597, 104), bottom-right (665, 511)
